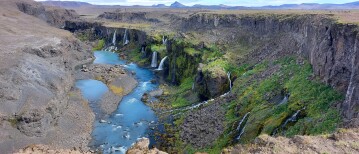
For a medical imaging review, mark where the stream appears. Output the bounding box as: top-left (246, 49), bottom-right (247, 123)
top-left (75, 51), bottom-right (160, 153)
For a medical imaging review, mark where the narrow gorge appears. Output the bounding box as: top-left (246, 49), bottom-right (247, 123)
top-left (1, 0), bottom-right (359, 154)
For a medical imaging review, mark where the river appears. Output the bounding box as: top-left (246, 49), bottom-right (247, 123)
top-left (75, 51), bottom-right (159, 153)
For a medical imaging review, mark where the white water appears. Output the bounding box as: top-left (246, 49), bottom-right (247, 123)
top-left (123, 29), bottom-right (129, 45)
top-left (236, 126), bottom-right (246, 140)
top-left (162, 35), bottom-right (167, 45)
top-left (163, 92), bottom-right (230, 114)
top-left (112, 30), bottom-right (117, 45)
top-left (151, 52), bottom-right (158, 68)
top-left (281, 109), bottom-right (302, 128)
top-left (141, 47), bottom-right (145, 54)
top-left (236, 112), bottom-right (250, 131)
top-left (235, 112), bottom-right (250, 140)
top-left (156, 56), bottom-right (167, 70)
top-left (279, 95), bottom-right (289, 105)
top-left (227, 72), bottom-right (232, 91)
top-left (192, 82), bottom-right (195, 91)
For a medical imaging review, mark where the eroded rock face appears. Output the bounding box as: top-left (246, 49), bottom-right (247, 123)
top-left (16, 0), bottom-right (80, 28)
top-left (98, 11), bottom-right (160, 23)
top-left (0, 0), bottom-right (94, 153)
top-left (180, 13), bottom-right (359, 127)
top-left (180, 93), bottom-right (235, 148)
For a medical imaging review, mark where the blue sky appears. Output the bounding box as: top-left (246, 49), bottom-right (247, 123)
top-left (36, 0), bottom-right (358, 6)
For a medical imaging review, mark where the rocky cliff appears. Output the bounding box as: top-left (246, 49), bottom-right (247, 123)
top-left (0, 0), bottom-right (94, 153)
top-left (16, 0), bottom-right (80, 28)
top-left (178, 13), bottom-right (359, 126)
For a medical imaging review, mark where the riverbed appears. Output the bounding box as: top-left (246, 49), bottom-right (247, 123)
top-left (76, 51), bottom-right (159, 154)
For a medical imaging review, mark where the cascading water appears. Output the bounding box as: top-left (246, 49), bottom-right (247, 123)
top-left (227, 72), bottom-right (232, 91)
top-left (236, 112), bottom-right (250, 131)
top-left (281, 109), bottom-right (302, 128)
top-left (151, 52), bottom-right (158, 68)
top-left (236, 112), bottom-right (250, 140)
top-left (141, 47), bottom-right (145, 54)
top-left (279, 94), bottom-right (290, 105)
top-left (192, 82), bottom-right (195, 91)
top-left (162, 36), bottom-right (167, 45)
top-left (123, 29), bottom-right (129, 45)
top-left (112, 30), bottom-right (117, 45)
top-left (156, 56), bottom-right (167, 71)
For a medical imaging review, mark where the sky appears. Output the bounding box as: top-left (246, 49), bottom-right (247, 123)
top-left (35, 0), bottom-right (359, 6)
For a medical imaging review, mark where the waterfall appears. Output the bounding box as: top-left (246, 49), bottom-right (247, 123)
top-left (112, 30), bottom-right (117, 45)
top-left (281, 108), bottom-right (303, 129)
top-left (236, 112), bottom-right (250, 141)
top-left (192, 82), bottom-right (195, 91)
top-left (236, 112), bottom-right (250, 131)
top-left (227, 72), bottom-right (232, 91)
top-left (151, 52), bottom-right (158, 68)
top-left (279, 94), bottom-right (289, 105)
top-left (123, 29), bottom-right (129, 45)
top-left (162, 36), bottom-right (167, 45)
top-left (141, 47), bottom-right (145, 54)
top-left (156, 56), bottom-right (167, 70)
top-left (236, 126), bottom-right (246, 140)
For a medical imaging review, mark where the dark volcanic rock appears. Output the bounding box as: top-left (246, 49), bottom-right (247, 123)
top-left (180, 93), bottom-right (235, 148)
top-left (179, 13), bottom-right (359, 127)
top-left (98, 11), bottom-right (160, 23)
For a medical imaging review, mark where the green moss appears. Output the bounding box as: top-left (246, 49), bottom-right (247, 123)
top-left (184, 47), bottom-right (201, 56)
top-left (225, 57), bottom-right (343, 143)
top-left (128, 48), bottom-right (148, 65)
top-left (93, 39), bottom-right (105, 51)
top-left (7, 118), bottom-right (19, 128)
top-left (151, 44), bottom-right (167, 56)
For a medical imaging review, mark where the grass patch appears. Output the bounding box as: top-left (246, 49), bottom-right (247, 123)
top-left (93, 39), bottom-right (105, 51)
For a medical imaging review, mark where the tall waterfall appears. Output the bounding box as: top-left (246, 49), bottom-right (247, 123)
top-left (123, 29), bottom-right (129, 45)
top-left (162, 36), bottom-right (167, 45)
top-left (227, 72), bottom-right (232, 91)
top-left (236, 112), bottom-right (250, 140)
top-left (151, 52), bottom-right (158, 68)
top-left (112, 30), bottom-right (117, 45)
top-left (156, 56), bottom-right (168, 70)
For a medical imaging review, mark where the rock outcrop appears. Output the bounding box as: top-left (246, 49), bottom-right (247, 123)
top-left (16, 0), bottom-right (80, 28)
top-left (98, 11), bottom-right (160, 23)
top-left (126, 138), bottom-right (167, 154)
top-left (223, 128), bottom-right (359, 154)
top-left (0, 0), bottom-right (94, 153)
top-left (180, 93), bottom-right (236, 148)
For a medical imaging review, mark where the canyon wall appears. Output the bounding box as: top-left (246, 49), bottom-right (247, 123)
top-left (0, 0), bottom-right (94, 153)
top-left (179, 13), bottom-right (359, 126)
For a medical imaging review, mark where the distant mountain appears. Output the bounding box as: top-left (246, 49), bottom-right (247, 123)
top-left (152, 4), bottom-right (167, 8)
top-left (41, 1), bottom-right (92, 8)
top-left (40, 0), bottom-right (359, 10)
top-left (170, 1), bottom-right (187, 8)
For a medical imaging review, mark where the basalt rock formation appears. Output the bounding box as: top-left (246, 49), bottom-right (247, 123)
top-left (98, 11), bottom-right (160, 23)
top-left (179, 13), bottom-right (359, 126)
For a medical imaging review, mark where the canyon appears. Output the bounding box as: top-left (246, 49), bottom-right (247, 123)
top-left (1, 0), bottom-right (359, 153)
